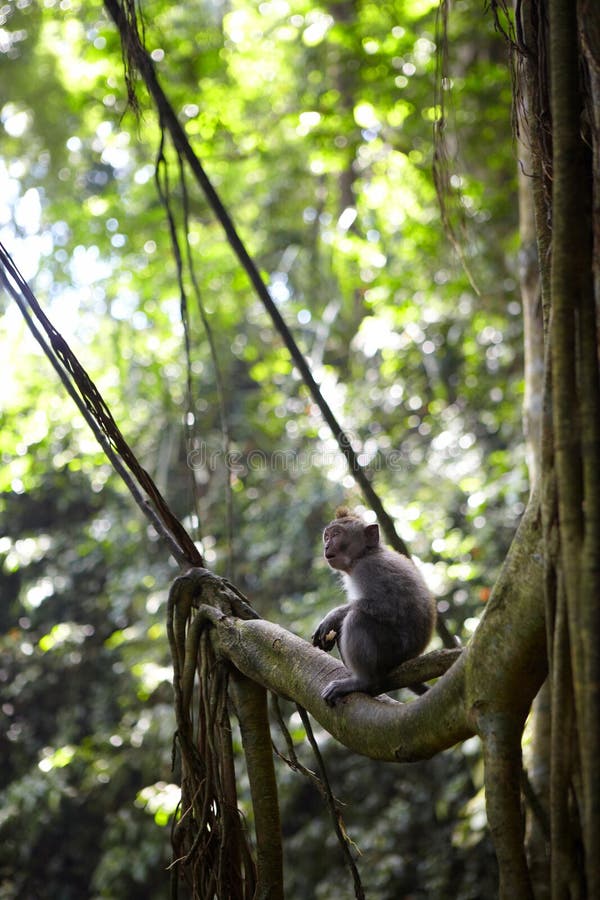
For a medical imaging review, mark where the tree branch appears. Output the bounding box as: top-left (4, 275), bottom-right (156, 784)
top-left (208, 613), bottom-right (471, 762)
top-left (464, 491), bottom-right (546, 719)
top-left (385, 648), bottom-right (462, 691)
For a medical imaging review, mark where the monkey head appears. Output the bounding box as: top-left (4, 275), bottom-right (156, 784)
top-left (323, 509), bottom-right (380, 573)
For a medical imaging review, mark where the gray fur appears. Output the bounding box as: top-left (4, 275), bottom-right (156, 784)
top-left (313, 514), bottom-right (436, 705)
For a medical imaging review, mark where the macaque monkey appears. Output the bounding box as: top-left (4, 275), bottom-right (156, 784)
top-left (313, 507), bottom-right (436, 705)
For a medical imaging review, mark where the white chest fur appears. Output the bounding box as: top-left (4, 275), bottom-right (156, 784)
top-left (341, 571), bottom-right (362, 602)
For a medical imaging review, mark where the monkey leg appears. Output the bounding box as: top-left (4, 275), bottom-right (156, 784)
top-left (321, 608), bottom-right (406, 705)
top-left (321, 673), bottom-right (375, 706)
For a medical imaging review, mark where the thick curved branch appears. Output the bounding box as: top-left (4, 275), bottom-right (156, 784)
top-left (464, 491), bottom-right (547, 719)
top-left (386, 648), bottom-right (462, 690)
top-left (203, 613), bottom-right (471, 762)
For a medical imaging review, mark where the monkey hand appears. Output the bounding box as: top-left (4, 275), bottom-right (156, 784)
top-left (312, 605), bottom-right (348, 652)
top-left (312, 623), bottom-right (338, 652)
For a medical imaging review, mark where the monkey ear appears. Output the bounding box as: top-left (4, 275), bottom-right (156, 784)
top-left (364, 523), bottom-right (379, 547)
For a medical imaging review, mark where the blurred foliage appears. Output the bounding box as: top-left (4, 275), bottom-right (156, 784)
top-left (1, 0), bottom-right (522, 896)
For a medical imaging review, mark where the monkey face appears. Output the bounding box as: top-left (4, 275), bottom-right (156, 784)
top-left (323, 520), bottom-right (379, 572)
top-left (323, 526), bottom-right (349, 570)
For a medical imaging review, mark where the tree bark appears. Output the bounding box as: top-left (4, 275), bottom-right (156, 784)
top-left (514, 22), bottom-right (550, 891)
top-left (478, 713), bottom-right (534, 900)
top-left (548, 1), bottom-right (600, 894)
